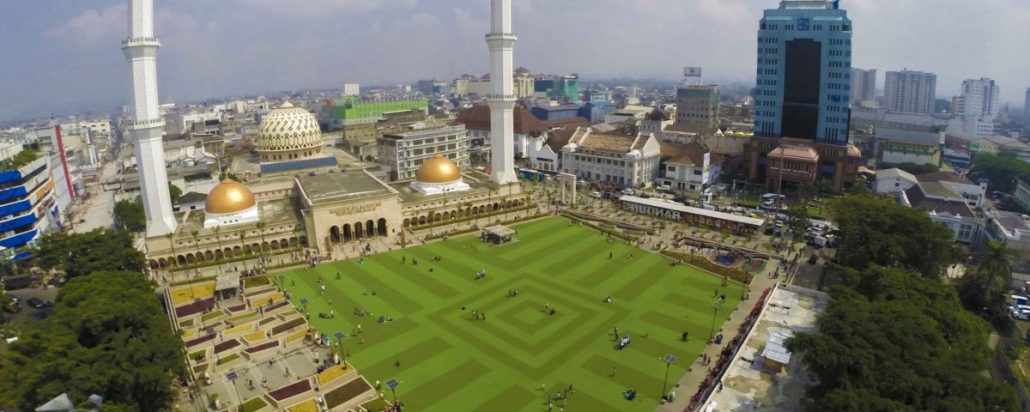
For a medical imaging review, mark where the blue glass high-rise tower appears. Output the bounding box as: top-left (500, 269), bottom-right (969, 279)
top-left (747, 0), bottom-right (861, 193)
top-left (754, 0), bottom-right (851, 145)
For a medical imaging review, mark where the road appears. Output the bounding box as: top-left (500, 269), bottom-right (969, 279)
top-left (73, 161), bottom-right (119, 233)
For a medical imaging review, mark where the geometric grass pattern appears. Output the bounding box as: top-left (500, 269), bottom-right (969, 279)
top-left (276, 217), bottom-right (742, 411)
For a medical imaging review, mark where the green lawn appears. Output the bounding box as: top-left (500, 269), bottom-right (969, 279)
top-left (275, 217), bottom-right (743, 412)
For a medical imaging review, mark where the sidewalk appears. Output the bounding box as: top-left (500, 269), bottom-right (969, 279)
top-left (656, 257), bottom-right (782, 412)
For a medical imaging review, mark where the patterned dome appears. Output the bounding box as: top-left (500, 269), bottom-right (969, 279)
top-left (257, 102), bottom-right (321, 153)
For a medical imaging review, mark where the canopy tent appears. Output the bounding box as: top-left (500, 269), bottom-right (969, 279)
top-left (481, 225), bottom-right (516, 245)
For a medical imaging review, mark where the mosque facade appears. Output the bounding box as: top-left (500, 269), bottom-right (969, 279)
top-left (141, 0), bottom-right (525, 270)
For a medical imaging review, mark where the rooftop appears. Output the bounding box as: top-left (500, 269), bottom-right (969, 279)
top-left (296, 171), bottom-right (394, 206)
top-left (568, 127), bottom-right (647, 154)
top-left (915, 171), bottom-right (975, 185)
top-left (176, 197), bottom-right (299, 236)
top-left (455, 105), bottom-right (548, 135)
top-left (388, 169), bottom-right (494, 203)
top-left (702, 285), bottom-right (828, 412)
top-left (904, 183), bottom-right (975, 218)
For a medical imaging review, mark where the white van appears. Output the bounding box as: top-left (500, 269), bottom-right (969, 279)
top-left (589, 191), bottom-right (602, 199)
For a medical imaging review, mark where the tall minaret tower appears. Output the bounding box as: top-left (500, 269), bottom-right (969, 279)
top-left (122, 0), bottom-right (176, 237)
top-left (486, 0), bottom-right (518, 185)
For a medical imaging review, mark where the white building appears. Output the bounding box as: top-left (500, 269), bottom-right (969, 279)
top-left (956, 78), bottom-right (1000, 137)
top-left (343, 83), bottom-right (360, 97)
top-left (850, 68), bottom-right (877, 108)
top-left (377, 124), bottom-right (470, 181)
top-left (656, 143), bottom-right (724, 193)
top-left (900, 181), bottom-right (982, 244)
top-left (884, 70), bottom-right (936, 115)
top-left (1024, 88), bottom-right (1030, 130)
top-left (875, 168), bottom-right (986, 209)
top-left (560, 127), bottom-right (662, 188)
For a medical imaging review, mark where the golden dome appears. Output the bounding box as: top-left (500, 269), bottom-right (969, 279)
top-left (205, 179), bottom-right (256, 214)
top-left (415, 155), bottom-right (461, 183)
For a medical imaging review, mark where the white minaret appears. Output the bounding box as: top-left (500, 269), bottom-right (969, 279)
top-left (122, 0), bottom-right (176, 237)
top-left (486, 0), bottom-right (518, 185)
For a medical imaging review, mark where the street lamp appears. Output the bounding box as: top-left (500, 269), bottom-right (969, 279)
top-left (335, 332), bottom-right (346, 368)
top-left (386, 378), bottom-right (400, 405)
top-left (660, 354), bottom-right (677, 402)
top-left (708, 300), bottom-right (723, 339)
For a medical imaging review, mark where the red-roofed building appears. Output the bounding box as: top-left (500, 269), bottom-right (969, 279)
top-left (455, 105), bottom-right (549, 157)
top-left (656, 143), bottom-right (725, 193)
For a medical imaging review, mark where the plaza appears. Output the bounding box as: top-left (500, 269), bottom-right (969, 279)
top-left (276, 217), bottom-right (744, 411)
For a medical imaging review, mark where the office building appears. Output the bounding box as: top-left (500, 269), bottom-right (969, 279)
top-left (534, 74), bottom-right (580, 103)
top-left (957, 78), bottom-right (1000, 117)
top-left (674, 85), bottom-right (720, 134)
top-left (954, 78), bottom-right (1000, 137)
top-left (0, 142), bottom-right (60, 260)
top-left (745, 0), bottom-right (862, 193)
top-left (377, 124), bottom-right (470, 181)
top-left (884, 70), bottom-right (936, 114)
top-left (343, 83), bottom-right (360, 97)
top-left (1025, 88), bottom-right (1030, 130)
top-left (850, 68), bottom-right (876, 108)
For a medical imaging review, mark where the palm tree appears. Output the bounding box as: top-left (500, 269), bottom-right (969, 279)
top-left (212, 225), bottom-right (223, 275)
top-left (238, 230), bottom-right (248, 272)
top-left (166, 232), bottom-right (177, 268)
top-left (960, 239), bottom-right (1014, 325)
top-left (256, 221), bottom-right (267, 266)
top-left (190, 229), bottom-right (200, 279)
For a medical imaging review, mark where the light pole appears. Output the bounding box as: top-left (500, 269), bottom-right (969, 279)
top-left (386, 378), bottom-right (400, 405)
top-left (335, 331), bottom-right (347, 368)
top-left (660, 354), bottom-right (677, 402)
top-left (709, 300), bottom-right (723, 339)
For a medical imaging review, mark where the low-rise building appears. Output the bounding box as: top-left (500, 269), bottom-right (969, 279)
top-left (1015, 174), bottom-right (1030, 212)
top-left (560, 127), bottom-right (662, 188)
top-left (531, 104), bottom-right (581, 122)
top-left (878, 124), bottom-right (944, 167)
top-left (455, 105), bottom-right (548, 158)
top-left (901, 182), bottom-right (982, 244)
top-left (656, 143), bottom-right (724, 193)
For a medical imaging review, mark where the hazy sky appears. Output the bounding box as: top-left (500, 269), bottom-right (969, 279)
top-left (2, 0), bottom-right (1029, 122)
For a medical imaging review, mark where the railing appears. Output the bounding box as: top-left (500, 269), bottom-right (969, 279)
top-left (486, 94), bottom-right (517, 100)
top-left (127, 118), bottom-right (165, 128)
top-left (121, 36), bottom-right (160, 46)
top-left (485, 32), bottom-right (517, 38)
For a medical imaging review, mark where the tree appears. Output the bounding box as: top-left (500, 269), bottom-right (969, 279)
top-left (0, 271), bottom-right (184, 411)
top-left (786, 265), bottom-right (1019, 412)
top-left (970, 152), bottom-right (1030, 193)
top-left (958, 240), bottom-right (1015, 331)
top-left (881, 162), bottom-right (939, 175)
top-left (168, 183), bottom-right (182, 204)
top-left (784, 204), bottom-right (810, 242)
top-left (830, 192), bottom-right (959, 278)
top-left (30, 230), bottom-right (144, 279)
top-left (112, 196), bottom-right (145, 232)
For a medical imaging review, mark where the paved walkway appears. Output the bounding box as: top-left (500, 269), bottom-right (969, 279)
top-left (656, 260), bottom-right (782, 412)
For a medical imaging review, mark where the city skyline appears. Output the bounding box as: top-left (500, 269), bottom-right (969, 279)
top-left (1, 0), bottom-right (1030, 122)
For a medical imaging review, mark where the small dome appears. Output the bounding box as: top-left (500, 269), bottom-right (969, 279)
top-left (205, 179), bottom-right (256, 214)
top-left (415, 155), bottom-right (461, 183)
top-left (257, 101), bottom-right (321, 153)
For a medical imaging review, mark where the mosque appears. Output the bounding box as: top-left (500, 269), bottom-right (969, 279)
top-left (137, 0), bottom-right (524, 270)
top-left (142, 102), bottom-right (526, 270)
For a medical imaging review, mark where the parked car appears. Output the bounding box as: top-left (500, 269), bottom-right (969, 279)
top-left (26, 298), bottom-right (48, 309)
top-left (808, 254), bottom-right (818, 265)
top-left (657, 184), bottom-right (671, 192)
top-left (589, 191), bottom-right (602, 199)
